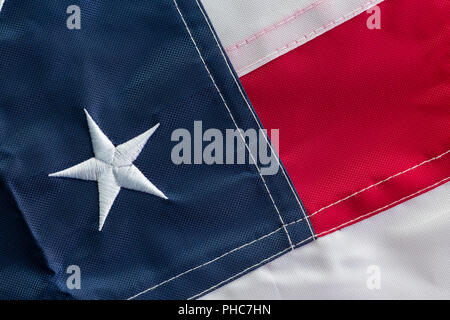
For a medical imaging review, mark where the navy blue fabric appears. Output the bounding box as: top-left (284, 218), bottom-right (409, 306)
top-left (0, 0), bottom-right (315, 299)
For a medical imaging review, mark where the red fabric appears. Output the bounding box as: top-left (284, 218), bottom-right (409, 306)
top-left (241, 0), bottom-right (450, 236)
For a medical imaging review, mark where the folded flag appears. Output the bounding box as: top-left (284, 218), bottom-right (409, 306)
top-left (0, 0), bottom-right (448, 300)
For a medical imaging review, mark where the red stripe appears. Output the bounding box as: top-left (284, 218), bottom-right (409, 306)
top-left (241, 0), bottom-right (450, 235)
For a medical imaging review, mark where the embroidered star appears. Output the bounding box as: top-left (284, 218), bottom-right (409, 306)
top-left (49, 109), bottom-right (167, 231)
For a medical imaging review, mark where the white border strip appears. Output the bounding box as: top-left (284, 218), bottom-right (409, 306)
top-left (217, 0), bottom-right (385, 76)
top-left (202, 181), bottom-right (450, 300)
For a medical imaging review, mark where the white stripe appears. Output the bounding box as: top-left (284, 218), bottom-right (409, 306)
top-left (202, 182), bottom-right (450, 299)
top-left (0, 0), bottom-right (5, 11)
top-left (202, 0), bottom-right (384, 75)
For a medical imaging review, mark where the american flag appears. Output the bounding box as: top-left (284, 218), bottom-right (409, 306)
top-left (0, 0), bottom-right (448, 300)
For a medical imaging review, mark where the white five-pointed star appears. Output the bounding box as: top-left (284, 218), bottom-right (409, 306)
top-left (49, 109), bottom-right (167, 231)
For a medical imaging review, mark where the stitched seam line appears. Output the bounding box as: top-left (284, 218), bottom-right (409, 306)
top-left (236, 0), bottom-right (383, 75)
top-left (127, 0), bottom-right (444, 300)
top-left (170, 0), bottom-right (294, 248)
top-left (287, 149), bottom-right (450, 225)
top-left (313, 176), bottom-right (450, 235)
top-left (225, 0), bottom-right (328, 52)
top-left (188, 235), bottom-right (313, 300)
top-left (126, 227), bottom-right (285, 300)
top-left (188, 176), bottom-right (450, 299)
top-left (127, 171), bottom-right (449, 299)
top-left (195, 0), bottom-right (315, 237)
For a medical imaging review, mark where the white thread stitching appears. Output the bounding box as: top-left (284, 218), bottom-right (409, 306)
top-left (225, 0), bottom-right (328, 52)
top-left (127, 0), bottom-right (307, 300)
top-left (128, 172), bottom-right (449, 299)
top-left (194, 0), bottom-right (315, 239)
top-left (0, 0), bottom-right (5, 12)
top-left (187, 247), bottom-right (292, 300)
top-left (286, 149), bottom-right (450, 226)
top-left (314, 176), bottom-right (450, 236)
top-left (127, 227), bottom-right (285, 300)
top-left (171, 0), bottom-right (294, 248)
top-left (236, 0), bottom-right (383, 75)
top-left (49, 110), bottom-right (167, 231)
top-left (309, 149), bottom-right (450, 218)
top-left (188, 176), bottom-right (450, 299)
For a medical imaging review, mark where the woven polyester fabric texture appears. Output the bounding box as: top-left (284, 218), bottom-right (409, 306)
top-left (0, 0), bottom-right (314, 299)
top-left (239, 0), bottom-right (450, 236)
